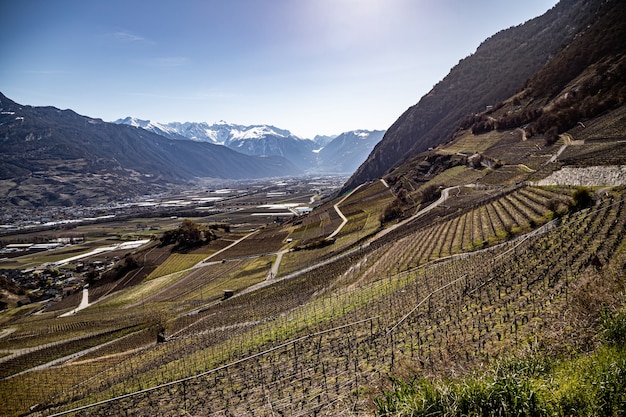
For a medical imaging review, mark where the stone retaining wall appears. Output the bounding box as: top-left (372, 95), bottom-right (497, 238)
top-left (535, 165), bottom-right (626, 186)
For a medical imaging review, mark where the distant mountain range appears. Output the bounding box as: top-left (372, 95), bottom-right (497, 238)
top-left (115, 117), bottom-right (383, 173)
top-left (0, 94), bottom-right (384, 207)
top-left (0, 93), bottom-right (299, 207)
top-left (315, 130), bottom-right (385, 174)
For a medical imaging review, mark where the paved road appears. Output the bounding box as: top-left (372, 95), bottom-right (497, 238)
top-left (197, 230), bottom-right (259, 266)
top-left (59, 286), bottom-right (90, 317)
top-left (267, 249), bottom-right (288, 279)
top-left (375, 185), bottom-right (460, 239)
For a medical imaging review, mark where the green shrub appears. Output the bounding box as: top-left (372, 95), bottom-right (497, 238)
top-left (570, 187), bottom-right (593, 211)
top-left (375, 367), bottom-right (553, 417)
top-left (555, 346), bottom-right (626, 417)
top-left (601, 307), bottom-right (626, 346)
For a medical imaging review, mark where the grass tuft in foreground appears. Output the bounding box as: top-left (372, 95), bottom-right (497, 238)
top-left (376, 309), bottom-right (626, 417)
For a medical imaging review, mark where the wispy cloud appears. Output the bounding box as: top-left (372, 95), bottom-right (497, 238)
top-left (112, 31), bottom-right (146, 42)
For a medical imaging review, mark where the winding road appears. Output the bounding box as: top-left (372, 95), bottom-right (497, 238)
top-left (375, 185), bottom-right (461, 239)
top-left (327, 183), bottom-right (365, 239)
top-left (235, 184), bottom-right (463, 297)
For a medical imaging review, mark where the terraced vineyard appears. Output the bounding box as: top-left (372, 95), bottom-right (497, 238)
top-left (278, 181), bottom-right (394, 277)
top-left (287, 202), bottom-right (343, 243)
top-left (146, 253), bottom-right (209, 280)
top-left (1, 184), bottom-right (623, 417)
top-left (370, 185), bottom-right (572, 271)
top-left (215, 228), bottom-right (290, 259)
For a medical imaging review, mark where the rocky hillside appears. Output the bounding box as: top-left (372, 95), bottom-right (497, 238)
top-left (343, 0), bottom-right (599, 191)
top-left (376, 0), bottom-right (625, 209)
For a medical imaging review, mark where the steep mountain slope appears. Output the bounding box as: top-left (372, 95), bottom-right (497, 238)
top-left (458, 0), bottom-right (626, 139)
top-left (0, 94), bottom-right (299, 207)
top-left (314, 130), bottom-right (385, 174)
top-left (381, 0), bottom-right (626, 202)
top-left (343, 0), bottom-right (596, 191)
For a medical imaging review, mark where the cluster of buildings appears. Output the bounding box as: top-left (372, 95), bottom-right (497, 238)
top-left (0, 255), bottom-right (114, 310)
top-left (0, 235), bottom-right (120, 310)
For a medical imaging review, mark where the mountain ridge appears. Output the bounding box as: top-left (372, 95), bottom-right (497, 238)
top-left (376, 0), bottom-right (625, 210)
top-left (0, 93), bottom-right (299, 207)
top-left (115, 117), bottom-right (384, 173)
top-left (343, 0), bottom-right (595, 192)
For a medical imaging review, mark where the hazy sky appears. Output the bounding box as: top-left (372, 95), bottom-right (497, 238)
top-left (1, 0), bottom-right (558, 138)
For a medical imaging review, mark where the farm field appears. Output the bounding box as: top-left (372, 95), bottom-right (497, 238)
top-left (1, 179), bottom-right (624, 416)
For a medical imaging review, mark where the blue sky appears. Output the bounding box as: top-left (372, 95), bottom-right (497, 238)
top-left (1, 0), bottom-right (558, 138)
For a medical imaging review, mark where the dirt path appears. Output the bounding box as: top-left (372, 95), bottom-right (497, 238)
top-left (198, 230), bottom-right (259, 265)
top-left (375, 185), bottom-right (461, 240)
top-left (0, 328), bottom-right (16, 339)
top-left (327, 184), bottom-right (365, 239)
top-left (267, 249), bottom-right (288, 279)
top-left (546, 133), bottom-right (584, 164)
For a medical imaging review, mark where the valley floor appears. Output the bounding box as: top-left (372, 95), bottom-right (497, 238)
top-left (0, 181), bottom-right (625, 417)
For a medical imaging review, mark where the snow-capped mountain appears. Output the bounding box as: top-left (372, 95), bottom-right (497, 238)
top-left (315, 130), bottom-right (386, 174)
top-left (114, 117), bottom-right (189, 141)
top-left (166, 121), bottom-right (230, 144)
top-left (115, 117), bottom-right (384, 173)
top-left (116, 118), bottom-right (305, 145)
top-left (224, 126), bottom-right (318, 169)
top-left (312, 134), bottom-right (338, 147)
top-left (115, 118), bottom-right (317, 168)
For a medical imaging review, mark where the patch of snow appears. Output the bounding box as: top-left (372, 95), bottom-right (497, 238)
top-left (230, 126), bottom-right (284, 140)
